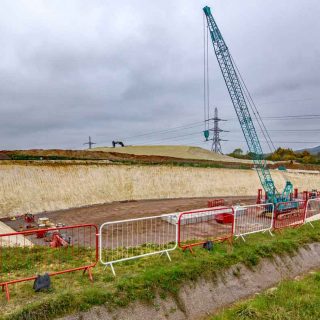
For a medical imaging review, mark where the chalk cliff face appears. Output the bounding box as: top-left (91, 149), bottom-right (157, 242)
top-left (0, 161), bottom-right (318, 218)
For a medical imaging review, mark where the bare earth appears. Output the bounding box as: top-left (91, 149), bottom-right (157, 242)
top-left (1, 196), bottom-right (256, 231)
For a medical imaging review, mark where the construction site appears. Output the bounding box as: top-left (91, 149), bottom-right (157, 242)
top-left (0, 1), bottom-right (320, 320)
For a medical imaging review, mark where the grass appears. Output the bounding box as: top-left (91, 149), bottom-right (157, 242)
top-left (1, 221), bottom-right (320, 320)
top-left (114, 159), bottom-right (252, 170)
top-left (211, 271), bottom-right (320, 320)
top-left (8, 154), bottom-right (79, 161)
top-left (6, 153), bottom-right (252, 170)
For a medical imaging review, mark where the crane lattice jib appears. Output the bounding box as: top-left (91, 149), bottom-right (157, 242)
top-left (203, 6), bottom-right (278, 199)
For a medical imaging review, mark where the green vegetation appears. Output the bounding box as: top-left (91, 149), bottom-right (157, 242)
top-left (7, 153), bottom-right (252, 170)
top-left (1, 222), bottom-right (320, 320)
top-left (211, 271), bottom-right (320, 320)
top-left (8, 154), bottom-right (79, 161)
top-left (266, 148), bottom-right (320, 164)
top-left (1, 246), bottom-right (95, 279)
top-left (227, 148), bottom-right (258, 161)
top-left (116, 159), bottom-right (251, 170)
top-left (228, 147), bottom-right (320, 165)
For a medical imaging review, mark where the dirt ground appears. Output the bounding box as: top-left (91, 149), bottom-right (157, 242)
top-left (1, 196), bottom-right (256, 231)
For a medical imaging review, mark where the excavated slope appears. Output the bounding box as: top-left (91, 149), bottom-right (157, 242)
top-left (0, 161), bottom-right (319, 218)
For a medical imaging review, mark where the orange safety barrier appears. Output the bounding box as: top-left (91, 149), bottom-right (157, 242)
top-left (178, 207), bottom-right (234, 252)
top-left (0, 224), bottom-right (98, 301)
top-left (273, 200), bottom-right (307, 230)
top-left (207, 199), bottom-right (225, 208)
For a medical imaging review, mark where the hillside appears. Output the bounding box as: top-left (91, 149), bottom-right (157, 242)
top-left (296, 145), bottom-right (320, 155)
top-left (92, 145), bottom-right (251, 163)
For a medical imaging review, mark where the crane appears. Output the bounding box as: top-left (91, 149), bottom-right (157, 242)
top-left (203, 6), bottom-right (293, 204)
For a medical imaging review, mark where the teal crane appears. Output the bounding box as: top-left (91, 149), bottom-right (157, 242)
top-left (203, 6), bottom-right (293, 204)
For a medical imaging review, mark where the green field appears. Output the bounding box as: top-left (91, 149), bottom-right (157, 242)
top-left (211, 271), bottom-right (320, 320)
top-left (1, 222), bottom-right (320, 320)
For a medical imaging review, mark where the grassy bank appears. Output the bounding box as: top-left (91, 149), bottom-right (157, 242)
top-left (2, 221), bottom-right (320, 320)
top-left (211, 270), bottom-right (320, 320)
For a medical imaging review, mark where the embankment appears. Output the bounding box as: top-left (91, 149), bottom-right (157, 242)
top-left (0, 161), bottom-right (319, 218)
top-left (60, 242), bottom-right (320, 320)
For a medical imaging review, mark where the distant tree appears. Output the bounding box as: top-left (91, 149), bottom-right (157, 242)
top-left (302, 155), bottom-right (313, 164)
top-left (247, 151), bottom-right (257, 159)
top-left (229, 146), bottom-right (320, 165)
top-left (283, 154), bottom-right (296, 161)
top-left (270, 153), bottom-right (281, 161)
top-left (232, 148), bottom-right (243, 156)
top-left (301, 150), bottom-right (311, 157)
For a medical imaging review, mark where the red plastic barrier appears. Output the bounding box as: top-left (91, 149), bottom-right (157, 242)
top-left (273, 201), bottom-right (307, 230)
top-left (0, 224), bottom-right (98, 301)
top-left (207, 199), bottom-right (225, 208)
top-left (178, 207), bottom-right (234, 252)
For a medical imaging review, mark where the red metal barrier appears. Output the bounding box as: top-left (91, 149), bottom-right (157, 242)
top-left (0, 224), bottom-right (98, 301)
top-left (273, 200), bottom-right (307, 230)
top-left (302, 190), bottom-right (319, 201)
top-left (256, 189), bottom-right (263, 204)
top-left (178, 207), bottom-right (234, 252)
top-left (207, 199), bottom-right (225, 208)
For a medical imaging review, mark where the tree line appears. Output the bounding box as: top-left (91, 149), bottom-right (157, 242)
top-left (228, 147), bottom-right (320, 164)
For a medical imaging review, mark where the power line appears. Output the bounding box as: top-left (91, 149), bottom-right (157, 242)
top-left (135, 128), bottom-right (319, 145)
top-left (119, 114), bottom-right (320, 141)
top-left (118, 121), bottom-right (203, 141)
top-left (95, 114), bottom-right (320, 148)
top-left (128, 127), bottom-right (320, 143)
top-left (231, 54), bottom-right (275, 153)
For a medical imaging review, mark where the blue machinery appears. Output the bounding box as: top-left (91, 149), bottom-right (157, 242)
top-left (203, 6), bottom-right (293, 205)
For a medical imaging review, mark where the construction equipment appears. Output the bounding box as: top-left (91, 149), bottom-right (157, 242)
top-left (203, 6), bottom-right (293, 205)
top-left (112, 140), bottom-right (125, 147)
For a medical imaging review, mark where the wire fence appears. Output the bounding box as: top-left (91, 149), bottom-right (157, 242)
top-left (233, 203), bottom-right (274, 240)
top-left (2, 196), bottom-right (320, 300)
top-left (99, 214), bottom-right (177, 275)
top-left (305, 198), bottom-right (320, 226)
top-left (273, 200), bottom-right (307, 230)
top-left (177, 207), bottom-right (234, 252)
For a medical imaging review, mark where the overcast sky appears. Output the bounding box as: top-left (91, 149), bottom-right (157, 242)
top-left (1, 0), bottom-right (319, 152)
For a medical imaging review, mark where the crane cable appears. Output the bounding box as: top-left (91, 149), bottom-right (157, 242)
top-left (203, 13), bottom-right (207, 131)
top-left (203, 13), bottom-right (211, 133)
top-left (230, 55), bottom-right (276, 153)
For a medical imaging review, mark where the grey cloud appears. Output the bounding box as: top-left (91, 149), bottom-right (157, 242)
top-left (0, 0), bottom-right (319, 152)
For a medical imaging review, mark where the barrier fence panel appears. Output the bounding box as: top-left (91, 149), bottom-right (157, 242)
top-left (0, 224), bottom-right (98, 301)
top-left (233, 203), bottom-right (274, 240)
top-left (208, 199), bottom-right (225, 208)
top-left (273, 200), bottom-right (307, 230)
top-left (305, 198), bottom-right (320, 226)
top-left (99, 214), bottom-right (178, 275)
top-left (178, 207), bottom-right (234, 252)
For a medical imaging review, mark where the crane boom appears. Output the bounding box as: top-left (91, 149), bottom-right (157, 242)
top-left (203, 6), bottom-right (293, 203)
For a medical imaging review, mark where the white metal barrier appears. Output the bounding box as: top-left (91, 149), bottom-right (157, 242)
top-left (305, 198), bottom-right (320, 226)
top-left (99, 214), bottom-right (178, 275)
top-left (233, 203), bottom-right (274, 241)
